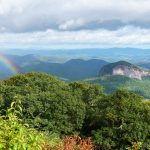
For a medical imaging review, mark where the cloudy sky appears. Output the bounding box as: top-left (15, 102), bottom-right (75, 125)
top-left (1, 0), bottom-right (150, 49)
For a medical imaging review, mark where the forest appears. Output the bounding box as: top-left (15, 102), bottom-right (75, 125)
top-left (0, 72), bottom-right (150, 150)
top-left (86, 75), bottom-right (150, 99)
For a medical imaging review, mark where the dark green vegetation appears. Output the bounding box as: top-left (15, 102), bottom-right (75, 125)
top-left (0, 72), bottom-right (85, 134)
top-left (85, 75), bottom-right (150, 99)
top-left (0, 72), bottom-right (150, 149)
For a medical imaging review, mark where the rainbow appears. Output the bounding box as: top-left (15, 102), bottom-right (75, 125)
top-left (0, 53), bottom-right (18, 75)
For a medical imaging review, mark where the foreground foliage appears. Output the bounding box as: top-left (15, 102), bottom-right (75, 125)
top-left (0, 72), bottom-right (149, 149)
top-left (0, 98), bottom-right (62, 150)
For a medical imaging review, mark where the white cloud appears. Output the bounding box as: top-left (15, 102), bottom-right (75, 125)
top-left (59, 19), bottom-right (85, 30)
top-left (0, 26), bottom-right (150, 48)
top-left (0, 0), bottom-right (27, 15)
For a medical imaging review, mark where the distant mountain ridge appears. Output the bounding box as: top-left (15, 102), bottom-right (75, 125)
top-left (138, 62), bottom-right (150, 69)
top-left (1, 54), bottom-right (150, 81)
top-left (0, 54), bottom-right (109, 80)
top-left (99, 61), bottom-right (150, 80)
top-left (20, 58), bottom-right (108, 80)
top-left (1, 47), bottom-right (150, 63)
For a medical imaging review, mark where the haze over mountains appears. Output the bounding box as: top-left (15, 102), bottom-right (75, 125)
top-left (1, 47), bottom-right (150, 63)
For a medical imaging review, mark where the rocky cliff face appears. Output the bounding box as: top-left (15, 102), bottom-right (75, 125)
top-left (112, 65), bottom-right (150, 80)
top-left (99, 61), bottom-right (150, 80)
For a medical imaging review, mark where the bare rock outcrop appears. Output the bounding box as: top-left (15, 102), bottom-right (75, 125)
top-left (99, 61), bottom-right (150, 80)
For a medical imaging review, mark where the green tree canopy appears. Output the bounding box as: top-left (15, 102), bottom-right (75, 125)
top-left (92, 89), bottom-right (150, 149)
top-left (0, 72), bottom-right (86, 134)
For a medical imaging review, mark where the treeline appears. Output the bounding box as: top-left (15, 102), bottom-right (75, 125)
top-left (0, 72), bottom-right (150, 149)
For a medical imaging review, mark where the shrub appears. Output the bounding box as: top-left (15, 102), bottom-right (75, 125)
top-left (0, 97), bottom-right (62, 150)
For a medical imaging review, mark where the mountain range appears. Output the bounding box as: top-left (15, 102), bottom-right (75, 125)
top-left (19, 58), bottom-right (108, 81)
top-left (1, 54), bottom-right (150, 80)
top-left (2, 54), bottom-right (108, 80)
top-left (1, 47), bottom-right (150, 63)
top-left (0, 54), bottom-right (150, 99)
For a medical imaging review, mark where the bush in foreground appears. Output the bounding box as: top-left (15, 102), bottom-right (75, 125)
top-left (0, 98), bottom-right (62, 150)
top-left (0, 97), bottom-right (94, 150)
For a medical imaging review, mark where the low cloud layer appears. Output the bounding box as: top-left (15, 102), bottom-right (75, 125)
top-left (1, 26), bottom-right (150, 48)
top-left (0, 0), bottom-right (150, 48)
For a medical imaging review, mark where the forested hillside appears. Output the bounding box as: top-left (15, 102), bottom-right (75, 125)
top-left (85, 75), bottom-right (150, 99)
top-left (0, 72), bottom-right (150, 149)
top-left (19, 59), bottom-right (107, 80)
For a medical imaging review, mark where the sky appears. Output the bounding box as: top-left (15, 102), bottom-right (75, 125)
top-left (0, 0), bottom-right (150, 49)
